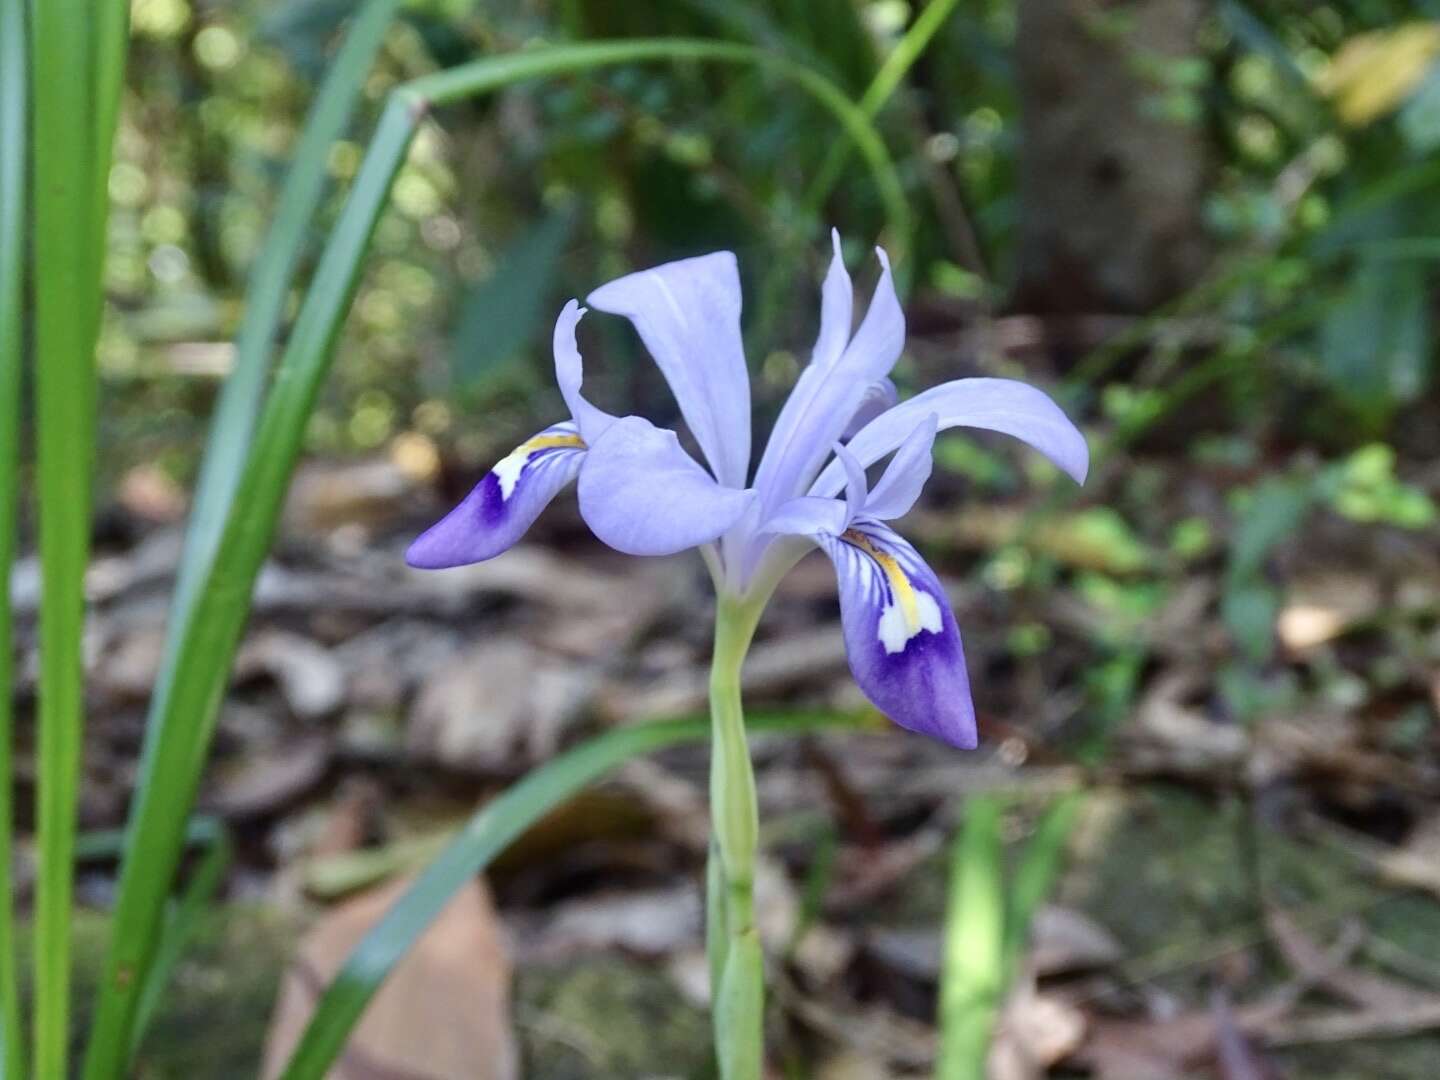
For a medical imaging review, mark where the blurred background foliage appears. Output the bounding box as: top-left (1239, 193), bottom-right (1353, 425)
top-left (105, 0), bottom-right (1440, 457)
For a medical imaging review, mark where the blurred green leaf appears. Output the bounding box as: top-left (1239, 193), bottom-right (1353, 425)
top-left (450, 207), bottom-right (576, 388)
top-left (1320, 255), bottom-right (1430, 415)
top-left (1400, 63), bottom-right (1440, 150)
top-left (937, 796), bottom-right (1005, 1080)
top-left (1222, 580), bottom-right (1281, 663)
top-left (1228, 475), bottom-right (1314, 580)
top-left (1325, 443), bottom-right (1438, 527)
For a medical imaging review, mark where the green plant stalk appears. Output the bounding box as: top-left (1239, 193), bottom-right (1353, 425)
top-left (87, 40), bottom-right (904, 1079)
top-left (277, 710), bottom-right (867, 1080)
top-left (168, 0), bottom-right (401, 650)
top-left (708, 594), bottom-right (767, 1080)
top-left (0, 0), bottom-right (27, 1074)
top-left (80, 94), bottom-right (420, 1080)
top-left (937, 795), bottom-right (1005, 1080)
top-left (29, 1), bottom-right (126, 1073)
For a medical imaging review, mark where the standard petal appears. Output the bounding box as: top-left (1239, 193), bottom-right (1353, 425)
top-left (863, 413), bottom-right (937, 521)
top-left (812, 229), bottom-right (853, 370)
top-left (586, 252), bottom-right (751, 488)
top-left (816, 521), bottom-right (975, 748)
top-left (577, 415), bottom-right (755, 556)
top-left (753, 249), bottom-right (906, 513)
top-left (406, 421), bottom-right (585, 569)
top-left (811, 377), bottom-right (1089, 497)
top-left (552, 300), bottom-right (616, 444)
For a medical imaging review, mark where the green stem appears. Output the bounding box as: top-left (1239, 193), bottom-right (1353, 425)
top-left (0, 0), bottom-right (26, 1073)
top-left (707, 594), bottom-right (767, 1080)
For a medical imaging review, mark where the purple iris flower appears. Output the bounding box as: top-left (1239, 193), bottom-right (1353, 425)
top-left (407, 234), bottom-right (1088, 748)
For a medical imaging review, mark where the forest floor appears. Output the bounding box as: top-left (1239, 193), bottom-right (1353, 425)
top-left (12, 419), bottom-right (1440, 1079)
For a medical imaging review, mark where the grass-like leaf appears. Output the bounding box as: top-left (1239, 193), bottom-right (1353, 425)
top-left (28, 2), bottom-right (128, 1074)
top-left (0, 0), bottom-right (27, 1073)
top-left (277, 710), bottom-right (870, 1080)
top-left (170, 0), bottom-right (403, 647)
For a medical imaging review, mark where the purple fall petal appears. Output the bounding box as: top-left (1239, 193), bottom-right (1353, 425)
top-left (577, 415), bottom-right (755, 556)
top-left (816, 520), bottom-right (976, 748)
top-left (406, 421), bottom-right (585, 569)
top-left (811, 377), bottom-right (1089, 497)
top-left (863, 414), bottom-right (937, 521)
top-left (586, 252), bottom-right (751, 488)
top-left (552, 300), bottom-right (616, 444)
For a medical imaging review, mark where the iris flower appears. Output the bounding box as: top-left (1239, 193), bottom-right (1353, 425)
top-left (408, 235), bottom-right (1087, 749)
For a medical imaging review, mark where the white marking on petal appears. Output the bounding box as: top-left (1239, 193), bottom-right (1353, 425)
top-left (491, 427), bottom-right (586, 502)
top-left (878, 588), bottom-right (941, 654)
top-left (492, 447), bottom-right (531, 500)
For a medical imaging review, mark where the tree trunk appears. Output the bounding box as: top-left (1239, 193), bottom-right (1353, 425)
top-left (1013, 0), bottom-right (1211, 314)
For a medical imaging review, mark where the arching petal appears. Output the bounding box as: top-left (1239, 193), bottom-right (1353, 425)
top-left (811, 378), bottom-right (1089, 497)
top-left (586, 252), bottom-right (751, 488)
top-left (863, 414), bottom-right (937, 521)
top-left (406, 421), bottom-right (584, 569)
top-left (841, 377), bottom-right (897, 439)
top-left (577, 415), bottom-right (755, 556)
top-left (552, 300), bottom-right (616, 444)
top-left (816, 521), bottom-right (975, 748)
top-left (752, 248), bottom-right (905, 513)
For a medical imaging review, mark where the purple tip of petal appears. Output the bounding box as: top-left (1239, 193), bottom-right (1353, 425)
top-left (849, 579), bottom-right (978, 749)
top-left (404, 475), bottom-right (507, 569)
top-left (406, 426), bottom-right (586, 569)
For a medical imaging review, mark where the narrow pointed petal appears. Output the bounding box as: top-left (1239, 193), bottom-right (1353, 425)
top-left (811, 378), bottom-right (1089, 497)
top-left (577, 415), bottom-right (755, 556)
top-left (840, 248), bottom-right (904, 381)
top-left (586, 252), bottom-right (751, 488)
top-left (407, 422), bottom-right (585, 569)
top-left (835, 442), bottom-right (867, 524)
top-left (841, 377), bottom-right (897, 439)
top-left (816, 521), bottom-right (975, 748)
top-left (863, 414), bottom-right (937, 521)
top-left (753, 250), bottom-right (906, 512)
top-left (812, 229), bottom-right (853, 370)
top-left (552, 300), bottom-right (615, 444)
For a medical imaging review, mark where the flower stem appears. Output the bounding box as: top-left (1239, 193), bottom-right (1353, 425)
top-left (707, 594), bottom-right (766, 1080)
